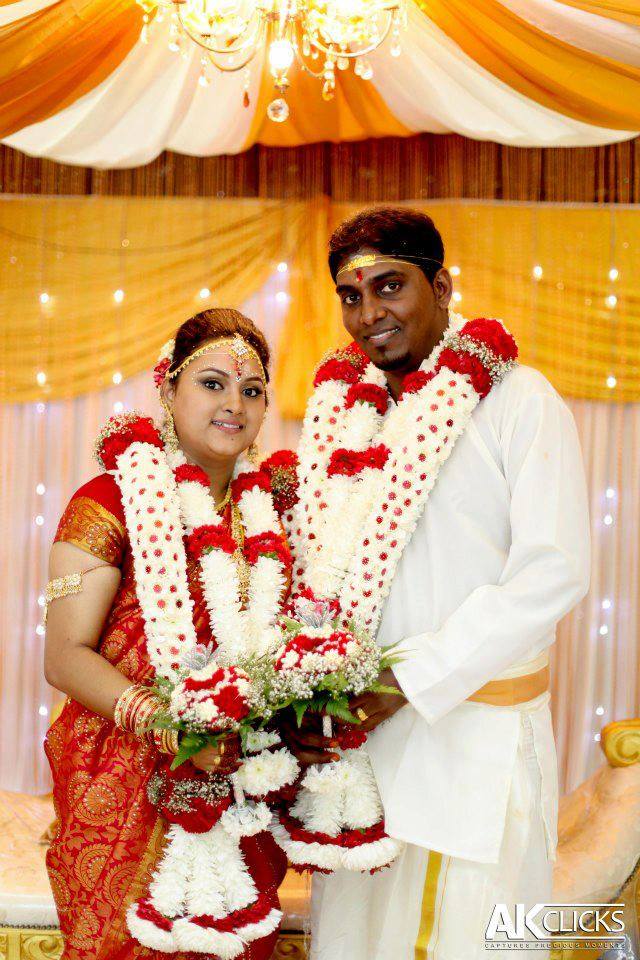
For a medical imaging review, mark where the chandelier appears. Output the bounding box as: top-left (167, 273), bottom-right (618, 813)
top-left (138, 1), bottom-right (406, 122)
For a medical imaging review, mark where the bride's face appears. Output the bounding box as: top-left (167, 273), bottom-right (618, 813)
top-left (164, 342), bottom-right (267, 467)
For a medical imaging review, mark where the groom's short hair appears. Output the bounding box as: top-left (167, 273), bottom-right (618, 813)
top-left (328, 207), bottom-right (445, 284)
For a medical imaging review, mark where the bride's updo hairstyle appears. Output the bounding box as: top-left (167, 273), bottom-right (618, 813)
top-left (169, 308), bottom-right (271, 384)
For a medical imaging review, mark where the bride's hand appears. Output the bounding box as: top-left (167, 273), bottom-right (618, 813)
top-left (190, 733), bottom-right (242, 775)
top-left (278, 710), bottom-right (340, 767)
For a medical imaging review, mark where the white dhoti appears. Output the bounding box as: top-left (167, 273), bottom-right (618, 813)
top-left (310, 711), bottom-right (553, 960)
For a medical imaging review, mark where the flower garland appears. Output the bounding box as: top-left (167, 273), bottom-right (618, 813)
top-left (272, 314), bottom-right (518, 874)
top-left (93, 412), bottom-right (298, 955)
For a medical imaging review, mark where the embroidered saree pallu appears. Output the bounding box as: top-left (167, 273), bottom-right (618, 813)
top-left (273, 314), bottom-right (518, 875)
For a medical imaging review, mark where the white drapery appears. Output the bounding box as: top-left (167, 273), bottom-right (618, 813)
top-left (2, 2), bottom-right (637, 168)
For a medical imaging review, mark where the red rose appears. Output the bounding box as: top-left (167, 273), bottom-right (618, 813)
top-left (460, 319), bottom-right (518, 362)
top-left (96, 415), bottom-right (163, 471)
top-left (261, 450), bottom-right (300, 513)
top-left (174, 463), bottom-right (209, 487)
top-left (244, 531), bottom-right (292, 568)
top-left (436, 348), bottom-right (492, 398)
top-left (399, 370), bottom-right (435, 399)
top-left (231, 470), bottom-right (271, 502)
top-left (345, 383), bottom-right (389, 416)
top-left (186, 524), bottom-right (236, 560)
top-left (213, 684), bottom-right (250, 722)
top-left (336, 726), bottom-right (368, 750)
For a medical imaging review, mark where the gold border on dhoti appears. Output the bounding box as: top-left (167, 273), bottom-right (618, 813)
top-left (467, 665), bottom-right (550, 707)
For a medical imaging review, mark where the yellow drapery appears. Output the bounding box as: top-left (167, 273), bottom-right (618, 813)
top-left (415, 0), bottom-right (640, 130)
top-left (554, 0), bottom-right (640, 26)
top-left (0, 0), bottom-right (142, 138)
top-left (1, 197), bottom-right (638, 409)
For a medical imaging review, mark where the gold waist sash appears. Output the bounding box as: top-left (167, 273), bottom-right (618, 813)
top-left (467, 665), bottom-right (550, 707)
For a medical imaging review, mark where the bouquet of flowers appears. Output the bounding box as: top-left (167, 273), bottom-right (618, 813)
top-left (266, 591), bottom-right (405, 874)
top-left (128, 662), bottom-right (299, 956)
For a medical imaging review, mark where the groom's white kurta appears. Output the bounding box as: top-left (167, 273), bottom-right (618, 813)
top-left (310, 364), bottom-right (590, 959)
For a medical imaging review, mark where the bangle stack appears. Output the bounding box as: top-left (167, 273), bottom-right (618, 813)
top-left (114, 684), bottom-right (179, 756)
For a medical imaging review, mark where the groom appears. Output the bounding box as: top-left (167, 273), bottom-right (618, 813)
top-left (282, 207), bottom-right (590, 959)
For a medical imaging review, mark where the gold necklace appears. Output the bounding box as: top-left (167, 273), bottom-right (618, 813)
top-left (214, 482), bottom-right (233, 514)
top-left (229, 500), bottom-right (251, 604)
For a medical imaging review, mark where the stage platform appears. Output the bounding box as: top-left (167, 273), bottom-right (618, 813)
top-left (0, 789), bottom-right (308, 959)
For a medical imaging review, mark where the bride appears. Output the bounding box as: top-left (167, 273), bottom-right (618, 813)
top-left (43, 308), bottom-right (290, 960)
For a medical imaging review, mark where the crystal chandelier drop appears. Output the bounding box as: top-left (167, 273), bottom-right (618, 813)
top-left (138, 1), bottom-right (406, 122)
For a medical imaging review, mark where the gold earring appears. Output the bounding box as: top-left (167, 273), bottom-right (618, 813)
top-left (160, 399), bottom-right (179, 453)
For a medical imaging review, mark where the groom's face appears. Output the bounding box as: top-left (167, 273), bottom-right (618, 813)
top-left (335, 246), bottom-right (451, 374)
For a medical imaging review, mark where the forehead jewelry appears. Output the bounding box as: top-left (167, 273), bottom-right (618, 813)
top-left (167, 336), bottom-right (266, 385)
top-left (336, 252), bottom-right (444, 282)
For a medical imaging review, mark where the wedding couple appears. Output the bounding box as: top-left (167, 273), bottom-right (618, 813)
top-left (44, 206), bottom-right (590, 960)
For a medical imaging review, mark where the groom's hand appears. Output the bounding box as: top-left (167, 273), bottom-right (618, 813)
top-left (278, 710), bottom-right (341, 767)
top-left (343, 669), bottom-right (407, 734)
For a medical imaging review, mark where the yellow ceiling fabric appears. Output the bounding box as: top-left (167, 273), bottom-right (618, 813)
top-left (0, 0), bottom-right (142, 137)
top-left (414, 0), bottom-right (640, 130)
top-left (1, 197), bottom-right (638, 408)
top-left (555, 0), bottom-right (640, 26)
top-left (245, 57), bottom-right (411, 149)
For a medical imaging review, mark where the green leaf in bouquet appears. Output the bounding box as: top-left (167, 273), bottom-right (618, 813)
top-left (280, 617), bottom-right (303, 634)
top-left (370, 682), bottom-right (405, 697)
top-left (170, 731), bottom-right (211, 771)
top-left (324, 698), bottom-right (359, 724)
top-left (293, 701), bottom-right (309, 728)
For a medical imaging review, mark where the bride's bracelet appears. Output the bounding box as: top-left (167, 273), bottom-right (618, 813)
top-left (114, 684), bottom-right (180, 756)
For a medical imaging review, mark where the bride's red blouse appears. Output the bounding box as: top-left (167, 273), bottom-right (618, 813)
top-left (46, 472), bottom-right (287, 960)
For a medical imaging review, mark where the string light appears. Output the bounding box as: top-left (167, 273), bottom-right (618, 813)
top-left (36, 483), bottom-right (45, 495)
top-left (277, 262), bottom-right (288, 273)
top-left (605, 487), bottom-right (616, 499)
top-left (594, 733), bottom-right (601, 742)
top-left (606, 375), bottom-right (617, 389)
top-left (605, 294), bottom-right (617, 309)
top-left (37, 595), bottom-right (45, 607)
top-left (601, 598), bottom-right (612, 610)
top-left (449, 265), bottom-right (461, 277)
top-left (36, 403), bottom-right (46, 414)
top-left (452, 291), bottom-right (462, 303)
top-left (113, 289), bottom-right (125, 304)
top-left (36, 371), bottom-right (47, 386)
top-left (112, 371), bottom-right (123, 385)
top-left (608, 267), bottom-right (619, 281)
top-left (603, 514), bottom-right (614, 526)
top-left (38, 705), bottom-right (49, 717)
top-left (599, 624), bottom-right (609, 636)
top-left (275, 291), bottom-right (289, 304)
top-left (532, 265), bottom-right (543, 280)
top-left (39, 292), bottom-right (50, 305)
top-left (35, 515), bottom-right (44, 526)
top-left (199, 287), bottom-right (211, 299)
top-left (36, 624), bottom-right (45, 637)
top-left (595, 706), bottom-right (605, 716)
top-left (113, 401), bottom-right (124, 414)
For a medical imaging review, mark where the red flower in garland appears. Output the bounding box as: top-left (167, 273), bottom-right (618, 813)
top-left (231, 469), bottom-right (271, 502)
top-left (193, 892), bottom-right (274, 931)
top-left (95, 414), bottom-right (163, 471)
top-left (314, 358), bottom-right (362, 388)
top-left (327, 444), bottom-right (390, 478)
top-left (261, 449), bottom-right (300, 513)
top-left (174, 463), bottom-right (209, 486)
top-left (461, 318), bottom-right (518, 361)
top-left (336, 726), bottom-right (368, 750)
top-left (136, 899), bottom-right (174, 930)
top-left (345, 382), bottom-right (389, 416)
top-left (186, 524), bottom-right (236, 560)
top-left (436, 349), bottom-right (492, 398)
top-left (399, 370), bottom-right (435, 399)
top-left (182, 666), bottom-right (230, 692)
top-left (244, 531), bottom-right (292, 568)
